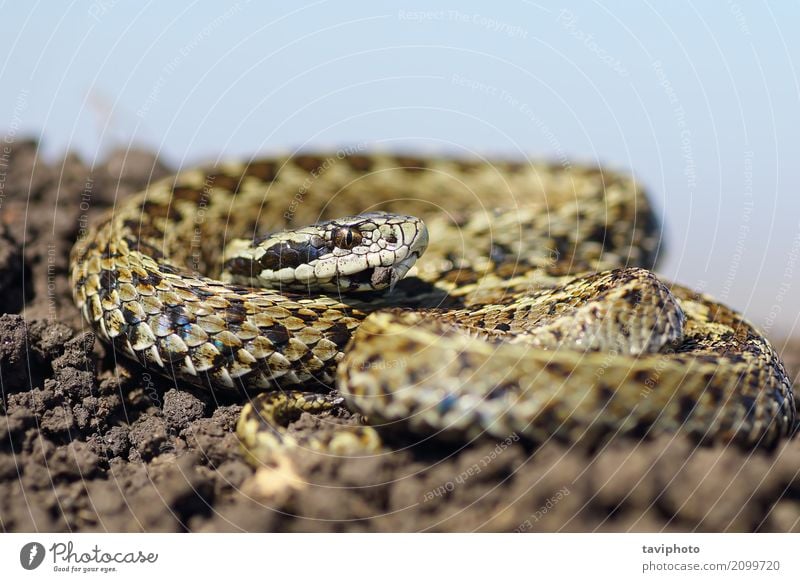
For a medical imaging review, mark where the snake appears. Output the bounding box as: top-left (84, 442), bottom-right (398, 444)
top-left (69, 151), bottom-right (797, 465)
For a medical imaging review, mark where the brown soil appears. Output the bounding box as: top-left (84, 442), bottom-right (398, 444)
top-left (0, 139), bottom-right (798, 532)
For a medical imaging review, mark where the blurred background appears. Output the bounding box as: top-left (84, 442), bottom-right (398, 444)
top-left (2, 0), bottom-right (799, 337)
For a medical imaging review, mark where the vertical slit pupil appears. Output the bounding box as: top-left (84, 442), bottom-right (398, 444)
top-left (335, 228), bottom-right (361, 249)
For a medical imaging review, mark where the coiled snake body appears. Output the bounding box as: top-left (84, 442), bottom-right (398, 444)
top-left (70, 152), bottom-right (796, 462)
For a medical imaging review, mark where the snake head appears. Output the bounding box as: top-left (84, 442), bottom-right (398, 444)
top-left (222, 211), bottom-right (429, 293)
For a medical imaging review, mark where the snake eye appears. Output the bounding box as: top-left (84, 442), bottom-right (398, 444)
top-left (333, 227), bottom-right (362, 249)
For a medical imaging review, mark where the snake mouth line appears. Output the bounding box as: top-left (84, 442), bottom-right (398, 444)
top-left (342, 251), bottom-right (422, 292)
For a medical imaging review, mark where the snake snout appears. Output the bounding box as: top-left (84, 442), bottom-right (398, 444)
top-left (408, 218), bottom-right (429, 257)
top-left (386, 217), bottom-right (428, 291)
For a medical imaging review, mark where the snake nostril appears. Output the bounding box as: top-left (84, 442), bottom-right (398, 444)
top-left (385, 233), bottom-right (398, 244)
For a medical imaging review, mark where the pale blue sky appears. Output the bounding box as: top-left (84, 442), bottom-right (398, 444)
top-left (3, 1), bottom-right (800, 337)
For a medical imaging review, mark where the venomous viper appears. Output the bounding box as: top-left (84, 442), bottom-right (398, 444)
top-left (69, 152), bottom-right (797, 464)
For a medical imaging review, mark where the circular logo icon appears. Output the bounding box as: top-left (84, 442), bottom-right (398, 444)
top-left (19, 542), bottom-right (46, 570)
